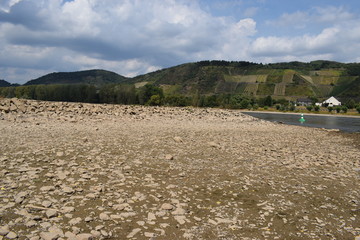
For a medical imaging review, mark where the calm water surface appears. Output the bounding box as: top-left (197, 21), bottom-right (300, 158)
top-left (243, 112), bottom-right (360, 133)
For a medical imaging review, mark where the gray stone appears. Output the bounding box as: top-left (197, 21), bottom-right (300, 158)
top-left (46, 209), bottom-right (58, 218)
top-left (75, 233), bottom-right (93, 240)
top-left (161, 203), bottom-right (174, 210)
top-left (5, 231), bottom-right (18, 239)
top-left (39, 232), bottom-right (60, 240)
top-left (0, 226), bottom-right (10, 236)
top-left (68, 217), bottom-right (82, 225)
top-left (62, 186), bottom-right (75, 194)
top-left (99, 213), bottom-right (110, 221)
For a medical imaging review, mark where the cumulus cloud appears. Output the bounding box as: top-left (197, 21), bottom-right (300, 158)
top-left (0, 0), bottom-right (258, 83)
top-left (0, 0), bottom-right (359, 84)
top-left (251, 6), bottom-right (360, 63)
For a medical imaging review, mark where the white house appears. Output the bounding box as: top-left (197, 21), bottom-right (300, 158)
top-left (322, 96), bottom-right (341, 107)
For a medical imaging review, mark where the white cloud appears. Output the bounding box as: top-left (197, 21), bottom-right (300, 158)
top-left (0, 0), bottom-right (360, 84)
top-left (266, 6), bottom-right (355, 29)
top-left (0, 0), bottom-right (258, 83)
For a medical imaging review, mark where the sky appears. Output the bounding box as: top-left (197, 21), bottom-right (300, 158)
top-left (0, 0), bottom-right (360, 84)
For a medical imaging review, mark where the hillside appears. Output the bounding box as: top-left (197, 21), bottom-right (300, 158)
top-left (24, 69), bottom-right (129, 86)
top-left (3, 60), bottom-right (360, 102)
top-left (0, 79), bottom-right (11, 87)
top-left (133, 60), bottom-right (360, 100)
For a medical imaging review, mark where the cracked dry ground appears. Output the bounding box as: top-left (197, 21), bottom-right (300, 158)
top-left (0, 105), bottom-right (359, 239)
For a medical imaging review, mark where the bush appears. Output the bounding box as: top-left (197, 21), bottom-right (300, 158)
top-left (328, 106), bottom-right (333, 112)
top-left (356, 106), bottom-right (360, 114)
top-left (147, 94), bottom-right (162, 106)
top-left (342, 106), bottom-right (348, 113)
top-left (335, 106), bottom-right (341, 113)
top-left (306, 105), bottom-right (313, 111)
top-left (314, 105), bottom-right (320, 112)
top-left (275, 105), bottom-right (281, 110)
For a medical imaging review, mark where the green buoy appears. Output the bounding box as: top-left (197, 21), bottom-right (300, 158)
top-left (299, 113), bottom-right (305, 124)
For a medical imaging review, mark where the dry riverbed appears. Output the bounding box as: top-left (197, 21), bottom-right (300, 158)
top-left (0, 98), bottom-right (359, 240)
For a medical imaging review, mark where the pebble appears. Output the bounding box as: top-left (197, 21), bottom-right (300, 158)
top-left (1, 99), bottom-right (359, 240)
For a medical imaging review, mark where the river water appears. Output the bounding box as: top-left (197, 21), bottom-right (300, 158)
top-left (243, 112), bottom-right (360, 133)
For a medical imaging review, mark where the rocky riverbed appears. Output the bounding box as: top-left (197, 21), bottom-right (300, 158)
top-left (0, 98), bottom-right (359, 240)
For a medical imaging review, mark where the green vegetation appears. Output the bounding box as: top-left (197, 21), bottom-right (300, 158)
top-left (25, 69), bottom-right (129, 86)
top-left (0, 60), bottom-right (359, 113)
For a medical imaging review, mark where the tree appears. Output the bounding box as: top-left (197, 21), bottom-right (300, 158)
top-left (342, 106), bottom-right (348, 113)
top-left (147, 94), bottom-right (162, 106)
top-left (345, 99), bottom-right (356, 109)
top-left (264, 95), bottom-right (273, 107)
top-left (137, 84), bottom-right (164, 105)
top-left (356, 106), bottom-right (360, 114)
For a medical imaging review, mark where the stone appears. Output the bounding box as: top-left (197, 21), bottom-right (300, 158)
top-left (99, 213), bottom-right (110, 221)
top-left (48, 226), bottom-right (64, 237)
top-left (62, 186), bottom-right (75, 194)
top-left (144, 232), bottom-right (156, 238)
top-left (5, 231), bottom-right (18, 239)
top-left (42, 201), bottom-right (53, 208)
top-left (68, 217), bottom-right (82, 225)
top-left (25, 220), bottom-right (37, 228)
top-left (174, 215), bottom-right (186, 225)
top-left (165, 154), bottom-right (174, 160)
top-left (147, 212), bottom-right (156, 221)
top-left (61, 206), bottom-right (75, 213)
top-left (56, 152), bottom-right (64, 157)
top-left (90, 230), bottom-right (101, 238)
top-left (64, 231), bottom-right (77, 240)
top-left (40, 186), bottom-right (55, 192)
top-left (207, 141), bottom-right (220, 148)
top-left (126, 228), bottom-right (141, 238)
top-left (39, 232), bottom-right (60, 240)
top-left (173, 137), bottom-right (183, 143)
top-left (46, 209), bottom-right (58, 218)
top-left (0, 226), bottom-right (10, 236)
top-left (75, 233), bottom-right (93, 240)
top-left (171, 208), bottom-right (186, 215)
top-left (84, 217), bottom-right (93, 222)
top-left (161, 203), bottom-right (174, 210)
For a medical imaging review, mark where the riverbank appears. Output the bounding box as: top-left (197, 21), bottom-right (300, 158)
top-left (241, 109), bottom-right (360, 118)
top-left (0, 99), bottom-right (359, 239)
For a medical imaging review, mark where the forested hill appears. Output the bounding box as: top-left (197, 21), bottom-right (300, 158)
top-left (132, 60), bottom-right (360, 100)
top-left (24, 69), bottom-right (129, 86)
top-left (2, 60), bottom-right (360, 102)
top-left (0, 80), bottom-right (11, 87)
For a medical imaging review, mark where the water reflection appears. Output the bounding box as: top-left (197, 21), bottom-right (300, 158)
top-left (243, 112), bottom-right (360, 133)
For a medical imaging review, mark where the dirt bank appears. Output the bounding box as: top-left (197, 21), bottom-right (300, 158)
top-left (0, 99), bottom-right (359, 240)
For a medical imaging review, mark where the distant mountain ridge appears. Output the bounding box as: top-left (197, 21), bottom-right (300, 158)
top-left (6, 60), bottom-right (360, 100)
top-left (24, 69), bottom-right (129, 86)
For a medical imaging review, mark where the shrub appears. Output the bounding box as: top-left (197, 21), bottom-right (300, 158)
top-left (306, 105), bottom-right (313, 111)
top-left (275, 105), bottom-right (281, 110)
top-left (328, 106), bottom-right (333, 112)
top-left (314, 105), bottom-right (320, 112)
top-left (147, 94), bottom-right (162, 106)
top-left (335, 106), bottom-right (341, 113)
top-left (356, 106), bottom-right (360, 114)
top-left (342, 106), bottom-right (348, 113)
